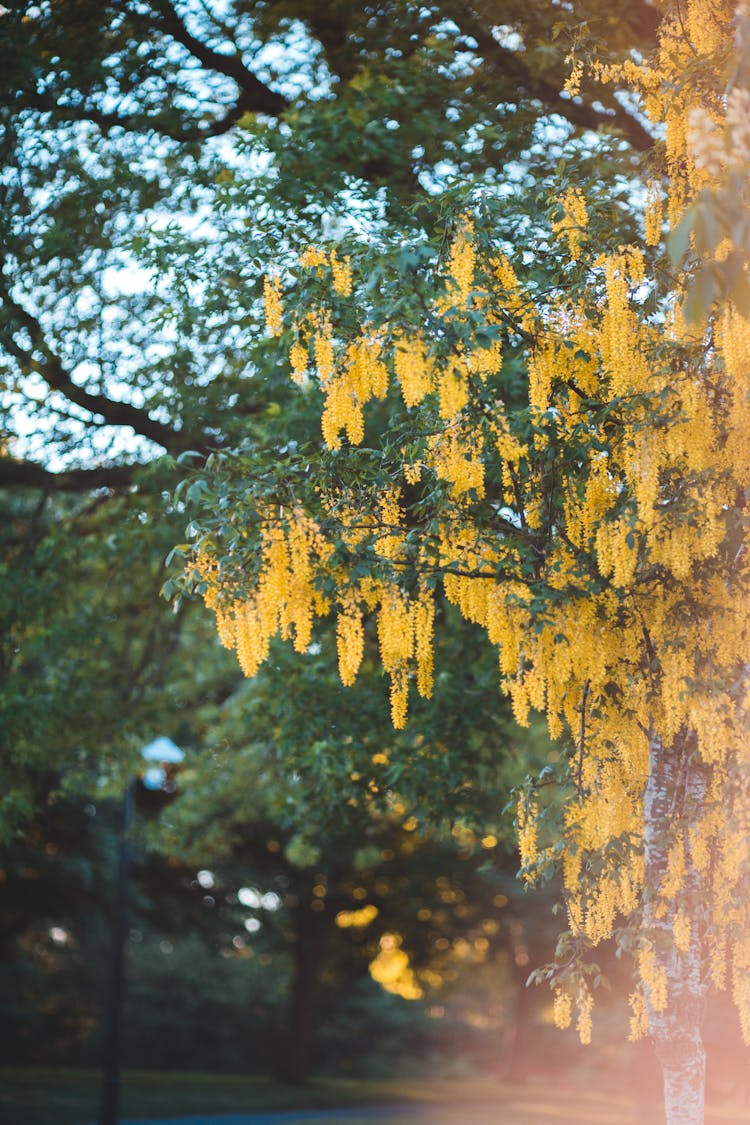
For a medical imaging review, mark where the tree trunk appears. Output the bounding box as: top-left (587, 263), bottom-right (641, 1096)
top-left (277, 902), bottom-right (332, 1084)
top-left (499, 915), bottom-right (534, 1081)
top-left (643, 728), bottom-right (709, 1125)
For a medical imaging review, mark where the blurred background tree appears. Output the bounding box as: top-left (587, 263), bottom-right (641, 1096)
top-left (0, 634), bottom-right (564, 1083)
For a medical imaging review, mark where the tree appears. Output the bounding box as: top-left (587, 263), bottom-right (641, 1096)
top-left (179, 3), bottom-right (750, 1120)
top-left (0, 0), bottom-right (657, 835)
top-left (0, 782), bottom-right (250, 1068)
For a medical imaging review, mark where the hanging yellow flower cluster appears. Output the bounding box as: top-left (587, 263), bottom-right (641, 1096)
top-left (445, 214), bottom-right (476, 304)
top-left (319, 331), bottom-right (389, 449)
top-left (195, 509), bottom-right (332, 677)
top-left (262, 275), bottom-right (283, 336)
top-left (551, 188), bottom-right (589, 261)
top-left (332, 576), bottom-right (435, 728)
top-left (394, 331), bottom-right (433, 407)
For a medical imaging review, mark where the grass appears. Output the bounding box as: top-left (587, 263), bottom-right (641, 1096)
top-left (0, 1070), bottom-right (626, 1125)
top-left (0, 1071), bottom-right (506, 1125)
top-left (3, 1068), bottom-right (750, 1125)
top-left (1, 1070), bottom-right (388, 1125)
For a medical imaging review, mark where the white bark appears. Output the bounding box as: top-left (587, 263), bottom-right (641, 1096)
top-left (643, 728), bottom-right (709, 1125)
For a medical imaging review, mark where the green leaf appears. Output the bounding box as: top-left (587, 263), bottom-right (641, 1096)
top-left (691, 204), bottom-right (720, 257)
top-left (683, 265), bottom-right (716, 325)
top-left (187, 479), bottom-right (208, 504)
top-left (730, 268), bottom-right (750, 318)
top-left (667, 208), bottom-right (695, 265)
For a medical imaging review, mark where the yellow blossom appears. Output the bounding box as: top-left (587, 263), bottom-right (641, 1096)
top-left (263, 275), bottom-right (283, 335)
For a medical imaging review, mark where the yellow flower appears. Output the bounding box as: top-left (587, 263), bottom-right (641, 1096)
top-left (263, 275), bottom-right (283, 335)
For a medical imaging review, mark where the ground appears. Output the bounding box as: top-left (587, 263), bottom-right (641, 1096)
top-left (3, 1070), bottom-right (750, 1125)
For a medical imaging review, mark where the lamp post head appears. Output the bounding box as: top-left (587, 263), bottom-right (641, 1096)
top-left (141, 737), bottom-right (185, 765)
top-left (140, 738), bottom-right (185, 792)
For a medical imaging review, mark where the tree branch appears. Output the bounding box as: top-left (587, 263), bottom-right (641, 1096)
top-left (147, 0), bottom-right (288, 116)
top-left (628, 0), bottom-right (661, 39)
top-left (23, 85), bottom-right (283, 143)
top-left (450, 6), bottom-right (655, 153)
top-left (0, 288), bottom-right (178, 450)
top-left (0, 458), bottom-right (138, 492)
top-left (18, 0), bottom-right (289, 143)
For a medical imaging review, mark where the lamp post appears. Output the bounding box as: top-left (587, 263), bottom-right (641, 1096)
top-left (98, 738), bottom-right (184, 1125)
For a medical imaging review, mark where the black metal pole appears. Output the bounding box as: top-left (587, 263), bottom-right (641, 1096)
top-left (98, 779), bottom-right (136, 1125)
